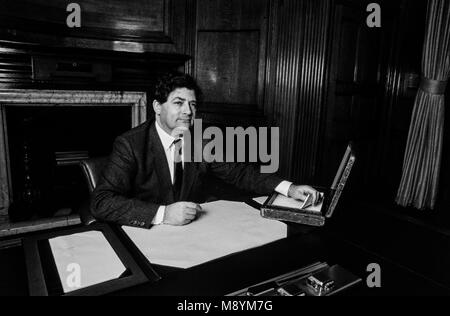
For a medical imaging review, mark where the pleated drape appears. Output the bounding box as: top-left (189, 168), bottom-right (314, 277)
top-left (396, 0), bottom-right (450, 210)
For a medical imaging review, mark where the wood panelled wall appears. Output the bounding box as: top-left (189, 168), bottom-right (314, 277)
top-left (188, 0), bottom-right (408, 189)
top-left (192, 0), bottom-right (269, 126)
top-left (0, 0), bottom-right (188, 53)
top-left (0, 0), bottom-right (436, 202)
top-left (322, 0), bottom-right (387, 192)
top-left (183, 0), bottom-right (197, 76)
top-left (188, 0), bottom-right (332, 181)
top-left (264, 0), bottom-right (331, 180)
top-left (0, 44), bottom-right (188, 91)
top-left (186, 0), bottom-right (433, 196)
top-left (0, 0), bottom-right (191, 92)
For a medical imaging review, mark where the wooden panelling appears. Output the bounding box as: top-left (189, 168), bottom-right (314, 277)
top-left (0, 0), bottom-right (193, 54)
top-left (264, 0), bottom-right (304, 178)
top-left (321, 0), bottom-right (386, 193)
top-left (194, 0), bottom-right (268, 124)
top-left (0, 0), bottom-right (166, 42)
top-left (0, 42), bottom-right (188, 90)
top-left (336, 11), bottom-right (360, 82)
top-left (183, 0), bottom-right (197, 76)
top-left (0, 48), bottom-right (32, 87)
top-left (317, 0), bottom-right (434, 205)
top-left (0, 215), bottom-right (81, 237)
top-left (196, 31), bottom-right (259, 105)
top-left (291, 0), bottom-right (331, 183)
top-left (263, 0), bottom-right (331, 181)
top-left (197, 0), bottom-right (265, 30)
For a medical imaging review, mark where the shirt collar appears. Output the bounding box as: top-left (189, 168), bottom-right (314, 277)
top-left (155, 120), bottom-right (177, 151)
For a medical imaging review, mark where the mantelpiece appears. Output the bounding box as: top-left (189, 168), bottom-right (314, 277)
top-left (0, 89), bottom-right (147, 235)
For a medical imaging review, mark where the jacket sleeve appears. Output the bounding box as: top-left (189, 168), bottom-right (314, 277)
top-left (90, 136), bottom-right (160, 228)
top-left (208, 162), bottom-right (283, 196)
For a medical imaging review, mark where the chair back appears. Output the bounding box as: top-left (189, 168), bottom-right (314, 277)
top-left (80, 156), bottom-right (109, 192)
top-left (78, 156), bottom-right (108, 226)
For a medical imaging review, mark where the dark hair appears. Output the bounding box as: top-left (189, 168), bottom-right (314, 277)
top-left (154, 72), bottom-right (202, 105)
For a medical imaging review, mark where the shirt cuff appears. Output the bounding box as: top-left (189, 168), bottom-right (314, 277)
top-left (275, 181), bottom-right (293, 197)
top-left (151, 205), bottom-right (166, 225)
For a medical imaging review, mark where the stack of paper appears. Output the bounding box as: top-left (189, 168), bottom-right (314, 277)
top-left (123, 200), bottom-right (287, 269)
top-left (49, 231), bottom-right (126, 293)
top-left (272, 194), bottom-right (323, 213)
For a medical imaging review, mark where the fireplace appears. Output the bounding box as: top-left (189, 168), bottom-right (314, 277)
top-left (0, 90), bottom-right (147, 235)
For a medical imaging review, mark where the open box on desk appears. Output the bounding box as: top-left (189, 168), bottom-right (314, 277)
top-left (22, 223), bottom-right (160, 296)
top-left (261, 143), bottom-right (356, 227)
top-left (228, 261), bottom-right (362, 296)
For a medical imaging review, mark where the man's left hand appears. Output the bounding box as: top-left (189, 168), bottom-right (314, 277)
top-left (288, 185), bottom-right (320, 205)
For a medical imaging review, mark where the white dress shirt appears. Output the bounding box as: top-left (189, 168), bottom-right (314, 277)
top-left (152, 121), bottom-right (292, 224)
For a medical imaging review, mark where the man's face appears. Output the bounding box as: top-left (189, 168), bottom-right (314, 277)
top-left (155, 88), bottom-right (197, 136)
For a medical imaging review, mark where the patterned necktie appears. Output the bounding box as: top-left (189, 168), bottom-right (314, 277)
top-left (173, 138), bottom-right (183, 200)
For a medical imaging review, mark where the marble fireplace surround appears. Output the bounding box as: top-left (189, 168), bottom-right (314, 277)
top-left (0, 89), bottom-right (147, 216)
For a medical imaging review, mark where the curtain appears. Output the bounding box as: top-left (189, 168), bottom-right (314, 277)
top-left (396, 0), bottom-right (450, 210)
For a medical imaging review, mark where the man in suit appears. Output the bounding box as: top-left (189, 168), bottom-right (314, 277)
top-left (91, 72), bottom-right (319, 227)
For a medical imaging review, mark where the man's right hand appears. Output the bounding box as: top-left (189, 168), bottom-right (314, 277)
top-left (163, 202), bottom-right (202, 226)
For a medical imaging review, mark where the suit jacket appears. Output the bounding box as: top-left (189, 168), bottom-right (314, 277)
top-left (91, 121), bottom-right (283, 228)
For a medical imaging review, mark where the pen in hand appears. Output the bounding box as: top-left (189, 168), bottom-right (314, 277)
top-left (300, 193), bottom-right (313, 209)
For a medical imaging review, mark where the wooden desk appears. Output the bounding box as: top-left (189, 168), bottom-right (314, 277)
top-left (109, 228), bottom-right (450, 296)
top-left (0, 224), bottom-right (449, 296)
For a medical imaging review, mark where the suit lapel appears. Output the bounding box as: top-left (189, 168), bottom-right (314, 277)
top-left (149, 122), bottom-right (175, 203)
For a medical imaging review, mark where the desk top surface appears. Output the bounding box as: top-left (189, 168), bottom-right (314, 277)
top-left (112, 228), bottom-right (450, 296)
top-left (1, 223), bottom-right (449, 296)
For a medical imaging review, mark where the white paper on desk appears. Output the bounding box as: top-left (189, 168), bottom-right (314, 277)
top-left (272, 194), bottom-right (323, 213)
top-left (123, 200), bottom-right (287, 269)
top-left (253, 196), bottom-right (269, 205)
top-left (49, 231), bottom-right (127, 293)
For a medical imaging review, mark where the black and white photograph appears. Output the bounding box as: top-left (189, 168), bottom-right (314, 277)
top-left (0, 0), bottom-right (449, 300)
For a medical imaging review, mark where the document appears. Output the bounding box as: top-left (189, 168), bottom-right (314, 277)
top-left (253, 196), bottom-right (269, 205)
top-left (49, 231), bottom-right (127, 293)
top-left (272, 194), bottom-right (323, 213)
top-left (123, 200), bottom-right (287, 269)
